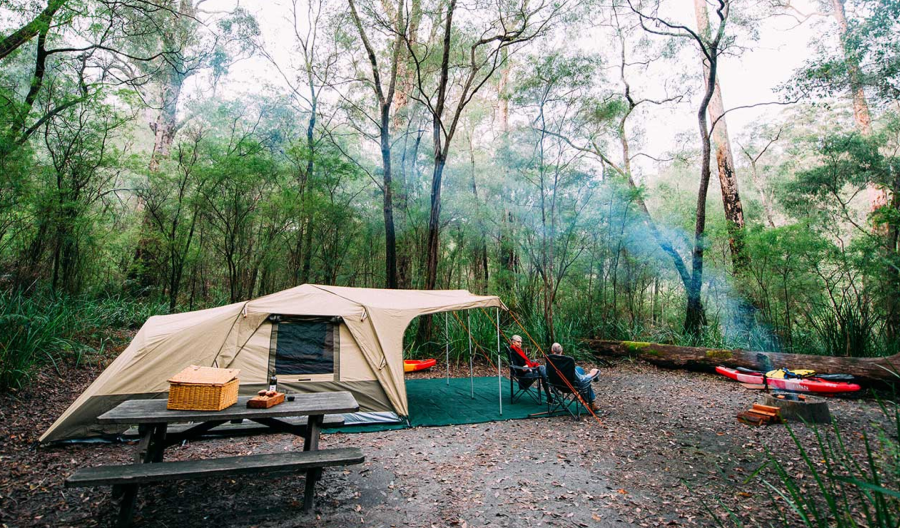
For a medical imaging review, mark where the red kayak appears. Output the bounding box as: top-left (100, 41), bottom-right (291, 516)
top-left (404, 359), bottom-right (436, 373)
top-left (715, 366), bottom-right (862, 394)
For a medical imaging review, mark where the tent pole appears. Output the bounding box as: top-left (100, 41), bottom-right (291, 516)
top-left (468, 310), bottom-right (474, 399)
top-left (497, 307), bottom-right (502, 416)
top-left (445, 312), bottom-right (449, 386)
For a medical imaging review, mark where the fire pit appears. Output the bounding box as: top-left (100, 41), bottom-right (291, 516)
top-left (762, 392), bottom-right (832, 424)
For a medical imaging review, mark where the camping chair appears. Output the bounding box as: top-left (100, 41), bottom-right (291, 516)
top-left (545, 354), bottom-right (596, 420)
top-left (507, 346), bottom-right (543, 404)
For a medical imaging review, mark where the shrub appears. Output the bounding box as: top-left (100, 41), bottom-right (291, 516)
top-left (0, 292), bottom-right (166, 391)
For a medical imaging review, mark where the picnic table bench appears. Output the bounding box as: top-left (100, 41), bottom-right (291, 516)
top-left (65, 392), bottom-right (363, 527)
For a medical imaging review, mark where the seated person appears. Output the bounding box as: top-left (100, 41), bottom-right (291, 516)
top-left (509, 334), bottom-right (552, 400)
top-left (550, 342), bottom-right (600, 412)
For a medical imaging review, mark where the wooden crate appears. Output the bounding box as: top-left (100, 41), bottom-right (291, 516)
top-left (737, 403), bottom-right (782, 427)
top-left (167, 366), bottom-right (240, 411)
top-left (247, 392), bottom-right (285, 409)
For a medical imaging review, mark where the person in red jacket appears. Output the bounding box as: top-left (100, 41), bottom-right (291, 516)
top-left (510, 335), bottom-right (539, 369)
top-left (510, 335), bottom-right (552, 401)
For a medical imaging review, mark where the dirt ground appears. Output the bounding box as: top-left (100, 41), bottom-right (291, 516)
top-left (0, 358), bottom-right (891, 528)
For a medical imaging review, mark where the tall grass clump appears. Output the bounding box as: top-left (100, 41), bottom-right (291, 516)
top-left (0, 291), bottom-right (166, 391)
top-left (806, 302), bottom-right (884, 358)
top-left (745, 380), bottom-right (900, 527)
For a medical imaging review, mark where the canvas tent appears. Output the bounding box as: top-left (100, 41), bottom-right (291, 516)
top-left (41, 285), bottom-right (506, 443)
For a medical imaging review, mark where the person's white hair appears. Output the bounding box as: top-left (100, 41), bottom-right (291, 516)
top-left (511, 334), bottom-right (523, 343)
top-left (551, 342), bottom-right (563, 353)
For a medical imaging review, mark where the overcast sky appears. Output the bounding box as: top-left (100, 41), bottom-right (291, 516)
top-left (211, 0), bottom-right (821, 175)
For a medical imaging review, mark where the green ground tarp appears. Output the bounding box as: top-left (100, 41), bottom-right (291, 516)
top-left (335, 376), bottom-right (546, 433)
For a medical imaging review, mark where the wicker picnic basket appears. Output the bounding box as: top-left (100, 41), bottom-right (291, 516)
top-left (166, 365), bottom-right (240, 411)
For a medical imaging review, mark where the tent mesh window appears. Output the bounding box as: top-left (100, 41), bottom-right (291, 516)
top-left (268, 316), bottom-right (340, 376)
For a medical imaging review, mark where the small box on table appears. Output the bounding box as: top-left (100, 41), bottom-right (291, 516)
top-left (248, 390), bottom-right (285, 408)
top-left (167, 365), bottom-right (240, 411)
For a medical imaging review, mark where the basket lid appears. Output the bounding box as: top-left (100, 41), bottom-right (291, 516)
top-left (168, 365), bottom-right (240, 386)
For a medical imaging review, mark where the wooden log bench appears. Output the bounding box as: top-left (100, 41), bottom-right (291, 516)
top-left (65, 447), bottom-right (364, 527)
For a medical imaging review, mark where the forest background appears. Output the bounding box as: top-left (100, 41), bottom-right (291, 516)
top-left (0, 0), bottom-right (898, 390)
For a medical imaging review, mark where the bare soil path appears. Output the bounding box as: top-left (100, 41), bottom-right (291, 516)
top-left (0, 359), bottom-right (889, 527)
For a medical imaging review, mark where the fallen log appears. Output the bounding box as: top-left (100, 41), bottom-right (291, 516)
top-left (585, 340), bottom-right (900, 386)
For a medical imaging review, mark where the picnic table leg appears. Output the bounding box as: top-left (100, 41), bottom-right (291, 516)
top-left (148, 424), bottom-right (167, 463)
top-left (134, 424), bottom-right (153, 463)
top-left (116, 423), bottom-right (166, 527)
top-left (302, 415), bottom-right (324, 512)
top-left (112, 424), bottom-right (156, 527)
top-left (116, 485), bottom-right (139, 528)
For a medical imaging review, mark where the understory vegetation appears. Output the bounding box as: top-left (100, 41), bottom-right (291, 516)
top-left (0, 291), bottom-right (162, 389)
top-left (711, 375), bottom-right (900, 528)
top-left (0, 0), bottom-right (898, 392)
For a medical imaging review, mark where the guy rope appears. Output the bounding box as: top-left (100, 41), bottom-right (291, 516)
top-left (477, 308), bottom-right (604, 425)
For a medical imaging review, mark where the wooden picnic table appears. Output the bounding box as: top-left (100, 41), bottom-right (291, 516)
top-left (98, 392), bottom-right (359, 460)
top-left (69, 392), bottom-right (363, 527)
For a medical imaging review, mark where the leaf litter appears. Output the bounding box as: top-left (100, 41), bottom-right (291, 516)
top-left (0, 360), bottom-right (890, 527)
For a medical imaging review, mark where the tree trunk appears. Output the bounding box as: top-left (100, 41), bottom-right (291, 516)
top-left (148, 71), bottom-right (184, 172)
top-left (499, 209), bottom-right (517, 295)
top-left (586, 339), bottom-right (900, 386)
top-left (497, 48), bottom-right (514, 297)
top-left (830, 0), bottom-right (872, 137)
top-left (830, 0), bottom-right (882, 211)
top-left (694, 0), bottom-right (746, 271)
top-left (684, 67), bottom-right (717, 335)
top-left (425, 157), bottom-right (446, 290)
top-left (381, 108), bottom-right (398, 288)
top-left (498, 48), bottom-right (510, 134)
top-left (709, 80), bottom-right (747, 270)
top-left (415, 155), bottom-right (446, 346)
top-left (0, 0), bottom-right (66, 62)
top-left (391, 0), bottom-right (420, 133)
top-left (415, 0), bottom-right (455, 349)
top-left (348, 0), bottom-right (401, 288)
top-left (301, 218), bottom-right (313, 283)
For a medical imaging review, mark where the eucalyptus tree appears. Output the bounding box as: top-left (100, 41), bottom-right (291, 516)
top-left (693, 0), bottom-right (746, 271)
top-left (407, 0), bottom-right (565, 346)
top-left (136, 127), bottom-right (206, 312)
top-left (780, 0), bottom-right (898, 209)
top-left (627, 0), bottom-right (733, 336)
top-left (511, 50), bottom-right (599, 341)
top-left (783, 0), bottom-right (900, 338)
top-left (345, 0), bottom-right (405, 288)
top-left (112, 1), bottom-right (259, 171)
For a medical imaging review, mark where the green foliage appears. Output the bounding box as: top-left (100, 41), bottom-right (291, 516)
top-left (1, 0), bottom-right (900, 391)
top-left (0, 291), bottom-right (166, 391)
top-left (750, 406), bottom-right (900, 527)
